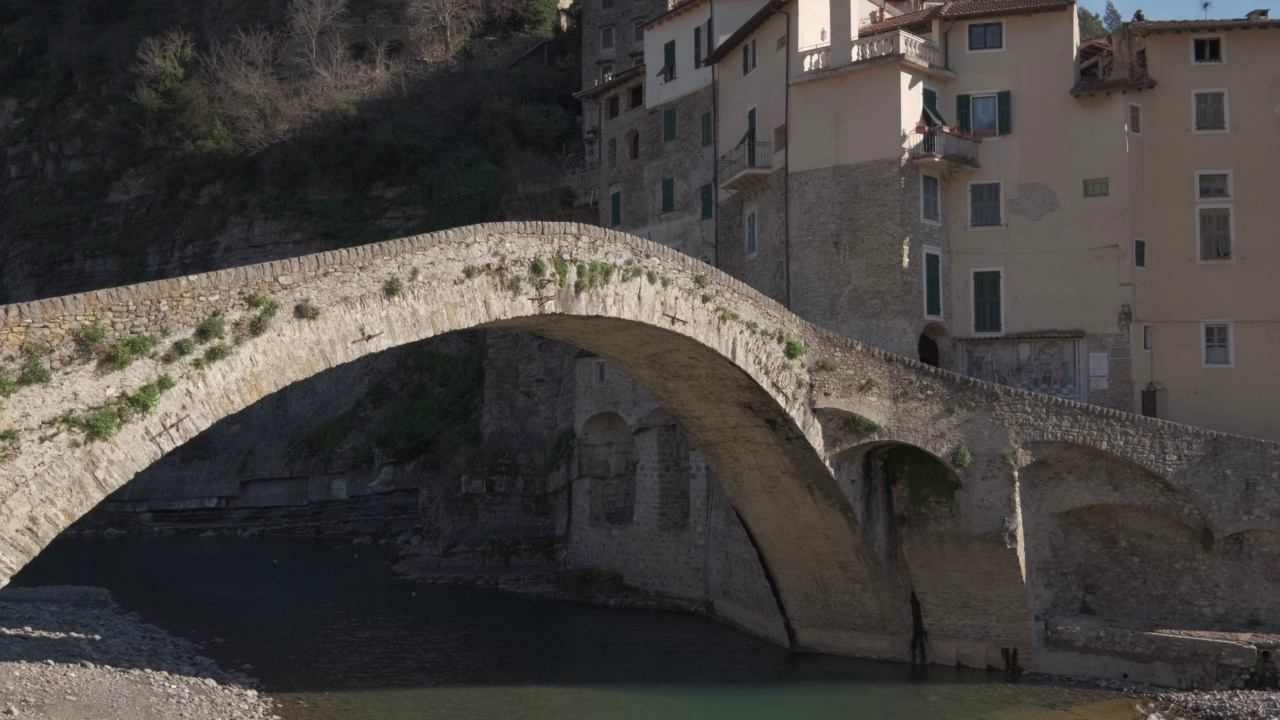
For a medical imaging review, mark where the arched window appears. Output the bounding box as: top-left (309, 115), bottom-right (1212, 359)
top-left (627, 130), bottom-right (640, 160)
top-left (607, 138), bottom-right (618, 169)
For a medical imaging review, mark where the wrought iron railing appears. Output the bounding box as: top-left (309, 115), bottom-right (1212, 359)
top-left (718, 141), bottom-right (773, 180)
top-left (906, 128), bottom-right (980, 167)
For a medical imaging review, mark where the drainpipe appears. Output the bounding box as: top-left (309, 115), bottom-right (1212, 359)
top-left (781, 5), bottom-right (792, 309)
top-left (711, 0), bottom-right (720, 269)
top-left (942, 20), bottom-right (953, 71)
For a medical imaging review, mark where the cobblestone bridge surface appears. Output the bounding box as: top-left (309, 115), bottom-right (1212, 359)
top-left (2, 222), bottom-right (1277, 681)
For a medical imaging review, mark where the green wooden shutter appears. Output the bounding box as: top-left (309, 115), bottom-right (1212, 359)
top-left (742, 45), bottom-right (749, 74)
top-left (701, 111), bottom-right (712, 146)
top-left (1134, 239), bottom-right (1146, 267)
top-left (997, 91), bottom-right (1012, 135)
top-left (664, 40), bottom-right (675, 68)
top-left (700, 184), bottom-right (714, 219)
top-left (956, 94), bottom-right (971, 132)
top-left (973, 271), bottom-right (1001, 333)
top-left (661, 178), bottom-right (674, 213)
top-left (663, 108), bottom-right (676, 141)
top-left (706, 17), bottom-right (713, 52)
top-left (925, 253), bottom-right (941, 317)
top-left (694, 27), bottom-right (702, 67)
top-left (610, 190), bottom-right (621, 227)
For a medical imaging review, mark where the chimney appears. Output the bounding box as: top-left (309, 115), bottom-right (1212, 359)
top-left (1246, 8), bottom-right (1271, 20)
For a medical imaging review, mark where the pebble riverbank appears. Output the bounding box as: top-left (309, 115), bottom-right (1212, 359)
top-left (0, 586), bottom-right (276, 720)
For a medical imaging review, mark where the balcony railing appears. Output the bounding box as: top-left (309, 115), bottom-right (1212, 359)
top-left (906, 127), bottom-right (980, 168)
top-left (802, 47), bottom-right (830, 72)
top-left (852, 29), bottom-right (939, 67)
top-left (718, 141), bottom-right (772, 180)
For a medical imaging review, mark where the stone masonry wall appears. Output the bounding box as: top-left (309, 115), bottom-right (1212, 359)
top-left (717, 167), bottom-right (787, 304)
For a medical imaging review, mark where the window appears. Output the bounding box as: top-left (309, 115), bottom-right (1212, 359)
top-left (694, 26), bottom-right (702, 67)
top-left (609, 190), bottom-right (621, 227)
top-left (742, 38), bottom-right (757, 74)
top-left (593, 359), bottom-right (607, 385)
top-left (968, 22), bottom-right (1003, 51)
top-left (1129, 103), bottom-right (1142, 134)
top-left (745, 207), bottom-right (758, 256)
top-left (660, 178), bottom-right (674, 213)
top-left (700, 111), bottom-right (712, 146)
top-left (630, 85), bottom-right (643, 109)
top-left (1083, 178), bottom-right (1109, 197)
top-left (921, 174), bottom-right (940, 222)
top-left (628, 130), bottom-right (640, 159)
top-left (1202, 322), bottom-right (1232, 366)
top-left (924, 247), bottom-right (942, 318)
top-left (969, 183), bottom-right (1001, 227)
top-left (663, 107), bottom-right (676, 141)
top-left (957, 92), bottom-right (1010, 136)
top-left (972, 270), bottom-right (1002, 334)
top-left (660, 40), bottom-right (676, 81)
top-left (1134, 238), bottom-right (1146, 267)
top-left (634, 20), bottom-right (645, 43)
top-left (1193, 37), bottom-right (1222, 64)
top-left (601, 26), bottom-right (615, 50)
top-left (600, 64), bottom-right (613, 83)
top-left (1198, 172), bottom-right (1231, 198)
top-left (1198, 207), bottom-right (1232, 260)
top-left (1142, 324), bottom-right (1153, 352)
top-left (607, 95), bottom-right (620, 118)
top-left (700, 183), bottom-right (714, 220)
top-left (1193, 90), bottom-right (1227, 132)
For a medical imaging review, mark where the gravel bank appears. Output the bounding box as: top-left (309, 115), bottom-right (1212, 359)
top-left (0, 585), bottom-right (276, 720)
top-left (1052, 676), bottom-right (1280, 720)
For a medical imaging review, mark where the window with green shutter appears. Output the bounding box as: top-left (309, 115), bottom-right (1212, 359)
top-left (924, 249), bottom-right (942, 318)
top-left (660, 40), bottom-right (676, 81)
top-left (663, 107), bottom-right (677, 141)
top-left (1194, 91), bottom-right (1226, 131)
top-left (970, 183), bottom-right (1001, 226)
top-left (701, 111), bottom-right (712, 146)
top-left (610, 190), bottom-right (621, 227)
top-left (973, 270), bottom-right (1002, 333)
top-left (1134, 238), bottom-right (1146, 268)
top-left (1198, 207), bottom-right (1232, 259)
top-left (700, 183), bottom-right (713, 219)
top-left (997, 90), bottom-right (1012, 135)
top-left (694, 27), bottom-right (702, 67)
top-left (661, 178), bottom-right (674, 213)
top-left (922, 88), bottom-right (944, 125)
top-left (956, 94), bottom-right (971, 132)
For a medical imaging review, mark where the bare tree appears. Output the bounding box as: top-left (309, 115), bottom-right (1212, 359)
top-left (286, 0), bottom-right (349, 78)
top-left (408, 0), bottom-right (480, 58)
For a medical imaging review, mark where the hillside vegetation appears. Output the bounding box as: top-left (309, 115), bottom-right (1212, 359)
top-left (0, 0), bottom-right (582, 302)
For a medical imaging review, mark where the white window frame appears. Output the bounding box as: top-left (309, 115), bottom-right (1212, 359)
top-left (1083, 178), bottom-right (1110, 197)
top-left (600, 25), bottom-right (615, 51)
top-left (921, 173), bottom-right (941, 225)
top-left (1141, 324), bottom-right (1153, 352)
top-left (923, 245), bottom-right (943, 320)
top-left (970, 267), bottom-right (1004, 337)
top-left (743, 38), bottom-right (758, 75)
top-left (969, 91), bottom-right (1000, 138)
top-left (1191, 35), bottom-right (1226, 65)
top-left (966, 20), bottom-right (1005, 53)
top-left (1191, 88), bottom-right (1229, 134)
top-left (600, 63), bottom-right (613, 83)
top-left (1128, 103), bottom-right (1142, 135)
top-left (744, 205), bottom-right (758, 258)
top-left (1200, 321), bottom-right (1234, 368)
top-left (967, 180), bottom-right (1003, 229)
top-left (1195, 169), bottom-right (1233, 200)
top-left (593, 359), bottom-right (608, 385)
top-left (1195, 203), bottom-right (1235, 264)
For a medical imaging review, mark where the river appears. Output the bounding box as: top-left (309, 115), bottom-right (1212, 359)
top-left (11, 536), bottom-right (1147, 720)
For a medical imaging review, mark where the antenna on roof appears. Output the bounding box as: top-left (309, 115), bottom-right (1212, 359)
top-left (1201, 1), bottom-right (1212, 19)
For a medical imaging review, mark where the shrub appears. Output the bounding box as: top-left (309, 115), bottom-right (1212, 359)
top-left (701, 293), bottom-right (715, 304)
top-left (573, 262), bottom-right (617, 294)
top-left (623, 266), bottom-right (644, 282)
top-left (245, 292), bottom-right (271, 309)
top-left (103, 335), bottom-right (157, 370)
top-left (694, 274), bottom-right (710, 288)
top-left (384, 276), bottom-right (404, 297)
top-left (293, 299), bottom-right (321, 320)
top-left (0, 369), bottom-right (16, 397)
top-left (157, 374), bottom-right (177, 391)
top-left (815, 359), bottom-right (837, 372)
top-left (195, 312), bottom-right (226, 343)
top-left (646, 270), bottom-right (658, 285)
top-left (530, 258), bottom-right (547, 278)
top-left (951, 444), bottom-right (973, 469)
top-left (508, 275), bottom-right (524, 295)
top-left (553, 258), bottom-right (570, 287)
top-left (82, 409), bottom-right (120, 441)
top-left (843, 414), bottom-right (880, 435)
top-left (784, 339), bottom-right (806, 359)
top-left (75, 323), bottom-right (108, 354)
top-left (162, 338), bottom-right (196, 363)
top-left (463, 265), bottom-right (482, 280)
top-left (247, 312), bottom-right (273, 337)
top-left (204, 343), bottom-right (232, 363)
top-left (18, 356), bottom-right (51, 385)
top-left (861, 378), bottom-right (880, 392)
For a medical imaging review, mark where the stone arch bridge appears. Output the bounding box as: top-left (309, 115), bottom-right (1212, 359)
top-left (2, 222), bottom-right (1277, 679)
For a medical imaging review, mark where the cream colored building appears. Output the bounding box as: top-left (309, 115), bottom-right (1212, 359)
top-left (704, 0), bottom-right (1280, 440)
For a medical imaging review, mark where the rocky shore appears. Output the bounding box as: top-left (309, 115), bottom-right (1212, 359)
top-left (0, 586), bottom-right (276, 720)
top-left (1053, 676), bottom-right (1280, 720)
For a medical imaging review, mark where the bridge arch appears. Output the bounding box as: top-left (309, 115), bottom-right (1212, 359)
top-left (0, 222), bottom-right (907, 660)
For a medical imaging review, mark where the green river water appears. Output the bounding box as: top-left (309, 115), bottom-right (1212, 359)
top-left (13, 536), bottom-right (1154, 720)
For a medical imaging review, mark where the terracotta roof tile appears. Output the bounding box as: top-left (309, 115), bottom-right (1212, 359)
top-left (860, 0), bottom-right (1075, 36)
top-left (1130, 18), bottom-right (1280, 34)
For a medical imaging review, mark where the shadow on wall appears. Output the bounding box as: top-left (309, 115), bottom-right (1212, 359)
top-left (578, 412), bottom-right (636, 527)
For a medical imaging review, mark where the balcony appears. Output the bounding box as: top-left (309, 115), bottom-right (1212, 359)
top-left (906, 127), bottom-right (980, 169)
top-left (801, 29), bottom-right (945, 76)
top-left (717, 141), bottom-right (773, 193)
